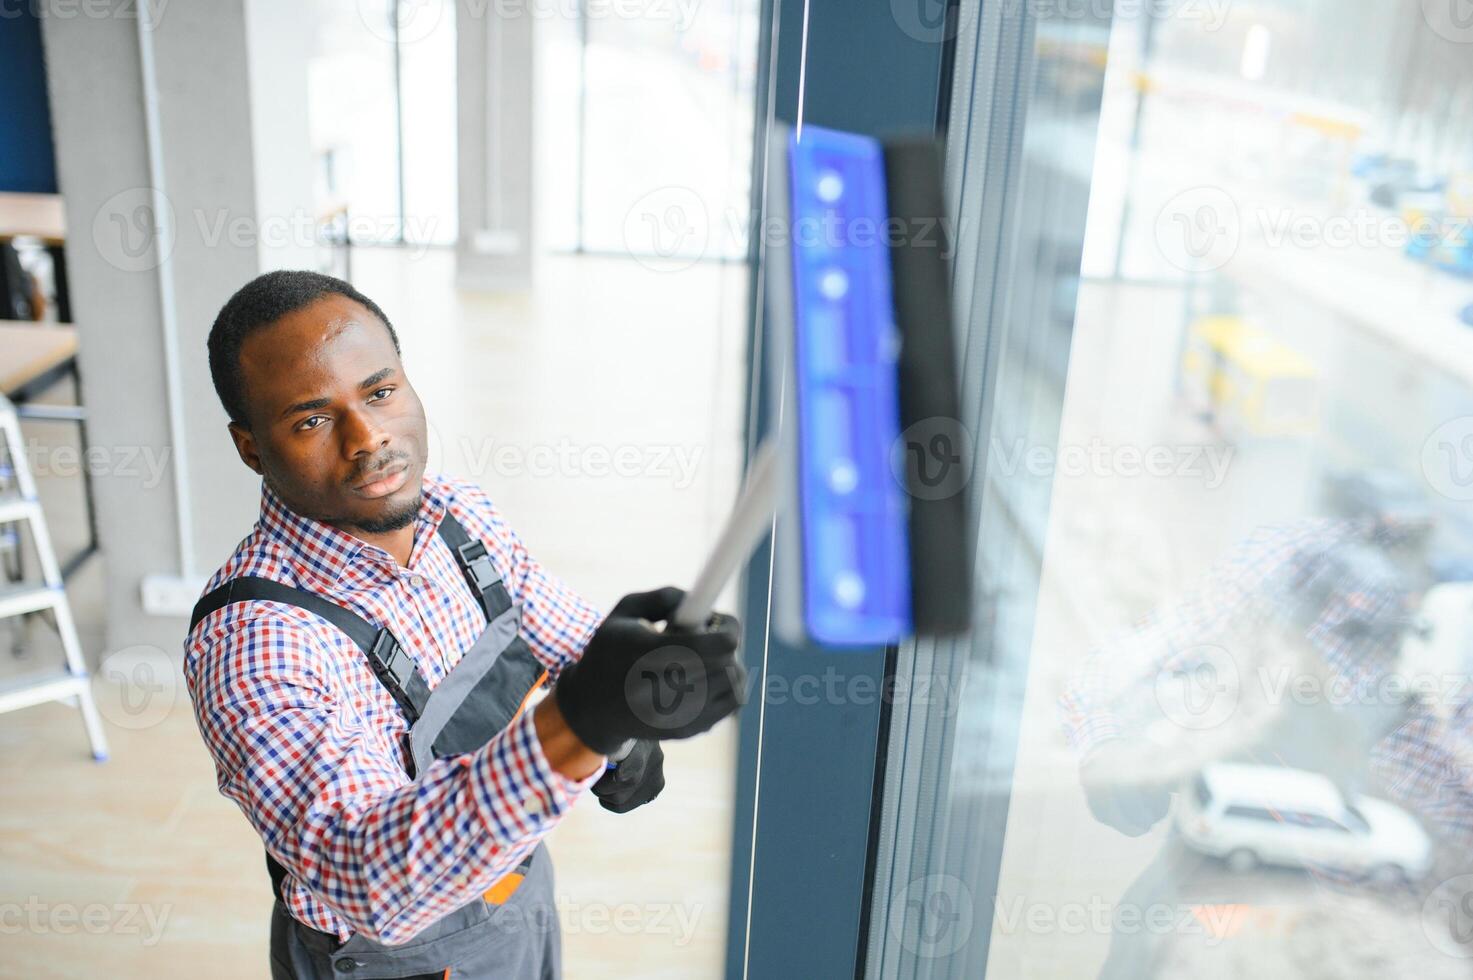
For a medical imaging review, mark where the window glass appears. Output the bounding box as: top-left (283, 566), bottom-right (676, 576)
top-left (872, 2), bottom-right (1473, 976)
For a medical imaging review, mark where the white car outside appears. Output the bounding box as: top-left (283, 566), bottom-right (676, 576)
top-left (1176, 763), bottom-right (1432, 883)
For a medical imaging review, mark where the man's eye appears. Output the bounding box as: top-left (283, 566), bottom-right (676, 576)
top-left (370, 387), bottom-right (395, 401)
top-left (297, 416), bottom-right (328, 431)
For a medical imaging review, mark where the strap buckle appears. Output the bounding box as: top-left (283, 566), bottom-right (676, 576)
top-left (369, 630), bottom-right (419, 716)
top-left (455, 539), bottom-right (499, 593)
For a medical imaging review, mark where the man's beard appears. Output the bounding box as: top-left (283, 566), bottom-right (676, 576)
top-left (265, 471), bottom-right (423, 535)
top-left (352, 493), bottom-right (423, 534)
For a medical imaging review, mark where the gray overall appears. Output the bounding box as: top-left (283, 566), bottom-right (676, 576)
top-left (189, 515), bottom-right (563, 979)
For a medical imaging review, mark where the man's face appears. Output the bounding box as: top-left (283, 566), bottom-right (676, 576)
top-left (228, 293), bottom-right (429, 536)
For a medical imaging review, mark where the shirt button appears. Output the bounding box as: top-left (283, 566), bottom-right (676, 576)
top-left (334, 958), bottom-right (357, 973)
top-left (404, 574), bottom-right (423, 588)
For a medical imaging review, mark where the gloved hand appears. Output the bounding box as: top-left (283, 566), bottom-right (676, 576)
top-left (591, 740), bottom-right (665, 813)
top-left (1079, 737), bottom-right (1174, 837)
top-left (554, 586), bottom-right (745, 755)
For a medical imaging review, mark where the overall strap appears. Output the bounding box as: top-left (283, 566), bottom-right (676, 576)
top-left (436, 512), bottom-right (513, 622)
top-left (191, 577), bottom-right (438, 910)
top-left (189, 576), bottom-right (432, 724)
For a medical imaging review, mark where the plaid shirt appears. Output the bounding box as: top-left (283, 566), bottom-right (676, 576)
top-left (183, 472), bottom-right (604, 945)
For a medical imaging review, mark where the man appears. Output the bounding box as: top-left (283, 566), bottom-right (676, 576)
top-left (183, 270), bottom-right (745, 978)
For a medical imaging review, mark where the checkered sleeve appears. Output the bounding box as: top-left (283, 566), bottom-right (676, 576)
top-left (183, 606), bottom-right (602, 946)
top-left (1057, 520), bottom-right (1348, 759)
top-left (1372, 700), bottom-right (1473, 849)
top-left (446, 480), bottom-right (603, 675)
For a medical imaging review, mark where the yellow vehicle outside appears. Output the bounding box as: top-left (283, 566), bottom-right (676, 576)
top-left (1181, 315), bottom-right (1319, 438)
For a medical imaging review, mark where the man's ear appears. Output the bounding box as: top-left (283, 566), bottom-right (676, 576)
top-left (228, 421), bottom-right (264, 476)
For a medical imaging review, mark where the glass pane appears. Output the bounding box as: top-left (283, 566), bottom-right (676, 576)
top-left (577, 0), bottom-right (758, 259)
top-left (398, 0), bottom-right (458, 245)
top-left (880, 2), bottom-right (1473, 977)
top-left (309, 0), bottom-right (403, 242)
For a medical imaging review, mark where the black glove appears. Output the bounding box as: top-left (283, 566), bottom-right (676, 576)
top-left (554, 586), bottom-right (746, 755)
top-left (1080, 738), bottom-right (1174, 837)
top-left (591, 740), bottom-right (665, 813)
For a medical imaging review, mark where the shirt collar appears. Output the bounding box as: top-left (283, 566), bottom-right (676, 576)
top-left (257, 474), bottom-right (450, 591)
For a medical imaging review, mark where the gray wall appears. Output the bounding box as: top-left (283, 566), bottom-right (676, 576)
top-left (41, 0), bottom-right (313, 657)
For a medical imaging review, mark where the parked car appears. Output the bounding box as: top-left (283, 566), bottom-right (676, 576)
top-left (1177, 763), bottom-right (1432, 883)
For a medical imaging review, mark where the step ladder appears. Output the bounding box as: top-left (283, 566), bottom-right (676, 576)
top-left (0, 393), bottom-right (108, 761)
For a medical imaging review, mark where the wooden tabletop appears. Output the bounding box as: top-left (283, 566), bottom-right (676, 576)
top-left (0, 323), bottom-right (77, 395)
top-left (0, 192), bottom-right (66, 246)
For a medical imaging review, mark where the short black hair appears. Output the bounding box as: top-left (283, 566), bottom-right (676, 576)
top-left (207, 270), bottom-right (400, 428)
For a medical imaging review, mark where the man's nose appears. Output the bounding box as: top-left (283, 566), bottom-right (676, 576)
top-left (340, 407), bottom-right (391, 459)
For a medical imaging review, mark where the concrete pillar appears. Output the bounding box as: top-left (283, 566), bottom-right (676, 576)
top-left (40, 0), bottom-right (315, 656)
top-left (455, 0), bottom-right (535, 291)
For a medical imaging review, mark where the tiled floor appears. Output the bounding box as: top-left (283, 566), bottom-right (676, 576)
top-left (0, 247), bottom-right (750, 978)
